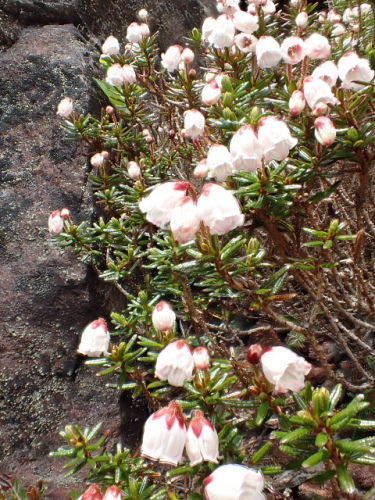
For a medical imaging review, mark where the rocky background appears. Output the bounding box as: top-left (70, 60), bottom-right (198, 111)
top-left (0, 0), bottom-right (216, 496)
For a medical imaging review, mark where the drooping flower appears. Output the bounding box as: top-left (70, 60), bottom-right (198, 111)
top-left (102, 36), bottom-right (120, 56)
top-left (295, 11), bottom-right (308, 30)
top-left (312, 60), bottom-right (338, 88)
top-left (161, 45), bottom-right (183, 72)
top-left (152, 301), bottom-right (176, 332)
top-left (202, 17), bottom-right (216, 42)
top-left (206, 144), bottom-right (234, 182)
top-left (314, 116), bottom-right (336, 146)
top-left (304, 33), bottom-right (331, 60)
top-left (208, 14), bottom-right (235, 48)
top-left (232, 10), bottom-right (259, 34)
top-left (258, 116), bottom-right (298, 164)
top-left (186, 410), bottom-right (219, 466)
top-left (338, 52), bottom-right (374, 91)
top-left (261, 0), bottom-right (276, 15)
top-left (127, 161), bottom-right (141, 179)
top-left (230, 124), bottom-right (263, 173)
top-left (181, 48), bottom-right (195, 64)
top-left (90, 152), bottom-right (107, 168)
top-left (77, 318), bottom-right (110, 357)
top-left (184, 109), bottom-right (205, 139)
top-left (194, 159), bottom-right (209, 178)
top-left (193, 346), bottom-right (210, 371)
top-left (155, 340), bottom-right (195, 387)
top-left (198, 184), bottom-right (244, 235)
top-left (48, 210), bottom-right (69, 235)
top-left (102, 486), bottom-right (122, 500)
top-left (170, 197), bottom-right (201, 244)
top-left (56, 97), bottom-right (73, 118)
top-left (280, 37), bottom-right (305, 65)
top-left (256, 36), bottom-right (282, 69)
top-left (139, 181), bottom-right (190, 228)
top-left (289, 90), bottom-right (306, 115)
top-left (106, 63), bottom-right (125, 86)
top-left (204, 465), bottom-right (266, 500)
top-left (260, 346), bottom-right (312, 393)
top-left (126, 22), bottom-right (144, 43)
top-left (303, 76), bottom-right (339, 110)
top-left (201, 81), bottom-right (222, 106)
top-left (82, 484), bottom-right (103, 500)
top-left (138, 8), bottom-right (148, 21)
top-left (234, 33), bottom-right (258, 53)
top-left (141, 401), bottom-right (186, 465)
top-left (122, 65), bottom-right (137, 84)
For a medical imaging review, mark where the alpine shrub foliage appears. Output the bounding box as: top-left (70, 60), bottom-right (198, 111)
top-left (18, 0), bottom-right (375, 498)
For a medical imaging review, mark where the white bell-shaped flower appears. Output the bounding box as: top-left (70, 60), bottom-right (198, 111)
top-left (170, 197), bottom-right (201, 244)
top-left (141, 401), bottom-right (186, 465)
top-left (256, 36), bottom-right (282, 69)
top-left (102, 36), bottom-right (120, 56)
top-left (184, 109), bottom-right (205, 139)
top-left (139, 181), bottom-right (189, 228)
top-left (258, 116), bottom-right (298, 164)
top-left (288, 90), bottom-right (306, 115)
top-left (305, 33), bottom-right (331, 60)
top-left (260, 346), bottom-right (312, 393)
top-left (186, 410), bottom-right (219, 466)
top-left (206, 144), bottom-right (234, 182)
top-left (208, 14), bottom-right (235, 48)
top-left (303, 76), bottom-right (339, 110)
top-left (161, 45), bottom-right (183, 72)
top-left (232, 10), bottom-right (259, 34)
top-left (230, 124), bottom-right (263, 172)
top-left (198, 184), bottom-right (244, 235)
top-left (204, 464), bottom-right (266, 500)
top-left (77, 318), bottom-right (110, 357)
top-left (234, 33), bottom-right (258, 53)
top-left (152, 301), bottom-right (176, 332)
top-left (312, 60), bottom-right (338, 88)
top-left (314, 116), bottom-right (336, 146)
top-left (280, 37), bottom-right (305, 65)
top-left (106, 63), bottom-right (125, 86)
top-left (126, 22), bottom-right (144, 43)
top-left (338, 52), bottom-right (374, 91)
top-left (56, 97), bottom-right (73, 118)
top-left (155, 340), bottom-right (195, 387)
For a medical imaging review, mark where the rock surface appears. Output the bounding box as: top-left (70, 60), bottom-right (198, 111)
top-left (0, 0), bottom-right (217, 497)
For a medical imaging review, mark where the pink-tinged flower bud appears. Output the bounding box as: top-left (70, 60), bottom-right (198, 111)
top-left (106, 105), bottom-right (115, 115)
top-left (126, 22), bottom-right (143, 43)
top-left (290, 0), bottom-right (301, 7)
top-left (234, 33), bottom-right (257, 53)
top-left (193, 346), bottom-right (210, 371)
top-left (77, 318), bottom-right (110, 357)
top-left (256, 36), bottom-right (282, 69)
top-left (141, 401), bottom-right (186, 465)
top-left (260, 346), bottom-right (312, 393)
top-left (184, 109), bottom-right (205, 139)
top-left (230, 124), bottom-right (263, 173)
top-left (106, 63), bottom-right (124, 86)
top-left (101, 35), bottom-right (120, 56)
top-left (288, 90), bottom-right (306, 115)
top-left (181, 48), bottom-right (195, 64)
top-left (206, 144), bottom-right (234, 182)
top-left (90, 152), bottom-right (106, 168)
top-left (258, 116), bottom-right (298, 164)
top-left (127, 161), bottom-right (141, 179)
top-left (152, 301), bottom-right (176, 332)
top-left (170, 197), bottom-right (201, 244)
top-left (314, 116), bottom-right (336, 146)
top-left (311, 102), bottom-right (328, 117)
top-left (232, 10), bottom-right (259, 34)
top-left (312, 60), bottom-right (338, 88)
top-left (161, 45), bottom-right (183, 72)
top-left (198, 184), bottom-right (244, 235)
top-left (247, 3), bottom-right (257, 15)
top-left (139, 23), bottom-right (150, 37)
top-left (247, 344), bottom-right (263, 364)
top-left (142, 128), bottom-right (150, 137)
top-left (295, 12), bottom-right (308, 29)
top-left (194, 159), bottom-right (209, 178)
top-left (60, 208), bottom-right (70, 218)
top-left (122, 64), bottom-right (137, 84)
top-left (327, 9), bottom-right (341, 24)
top-left (280, 37), bottom-right (305, 65)
top-left (338, 52), bottom-right (374, 91)
top-left (208, 14), bottom-right (235, 49)
top-left (82, 484), bottom-right (103, 500)
top-left (186, 410), bottom-right (219, 466)
top-left (48, 210), bottom-right (65, 234)
top-left (204, 465), bottom-right (265, 500)
top-left (318, 11), bottom-right (327, 23)
top-left (102, 486), bottom-right (122, 500)
top-left (155, 340), bottom-right (194, 386)
top-left (139, 181), bottom-right (190, 228)
top-left (261, 0), bottom-right (276, 15)
top-left (305, 33), bottom-right (331, 60)
top-left (201, 81), bottom-right (222, 106)
top-left (202, 16), bottom-right (216, 41)
top-left (332, 23), bottom-right (346, 36)
top-left (220, 0), bottom-right (240, 15)
top-left (138, 8), bottom-right (148, 21)
top-left (303, 76), bottom-right (339, 110)
top-left (56, 97), bottom-right (73, 118)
